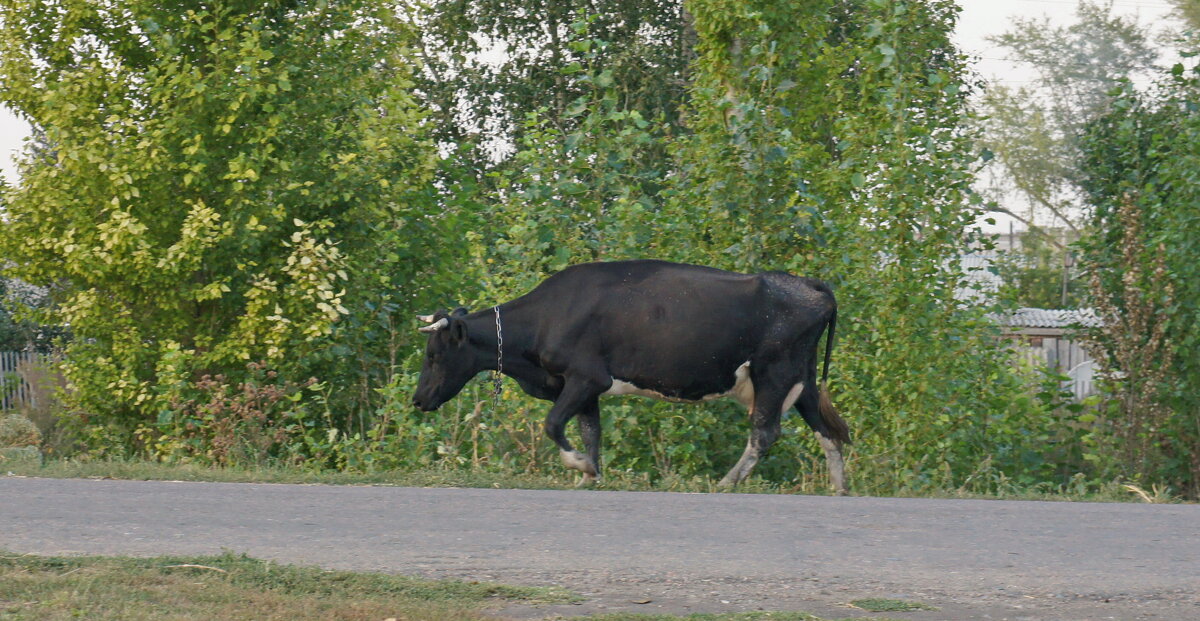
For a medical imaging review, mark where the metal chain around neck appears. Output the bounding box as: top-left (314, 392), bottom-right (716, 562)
top-left (492, 305), bottom-right (503, 410)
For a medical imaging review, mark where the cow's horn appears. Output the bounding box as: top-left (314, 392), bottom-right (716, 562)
top-left (417, 314), bottom-right (436, 323)
top-left (418, 317), bottom-right (449, 333)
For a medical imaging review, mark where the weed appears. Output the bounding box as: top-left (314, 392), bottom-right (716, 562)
top-left (849, 598), bottom-right (937, 612)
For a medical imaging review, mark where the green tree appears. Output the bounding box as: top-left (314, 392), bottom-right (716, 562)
top-left (0, 277), bottom-right (59, 352)
top-left (416, 0), bottom-right (1064, 492)
top-left (1077, 55), bottom-right (1200, 498)
top-left (1165, 0), bottom-right (1200, 32)
top-left (664, 0), bottom-right (1051, 490)
top-left (992, 230), bottom-right (1085, 309)
top-left (0, 0), bottom-right (436, 452)
top-left (411, 0), bottom-right (693, 159)
top-left (977, 1), bottom-right (1158, 237)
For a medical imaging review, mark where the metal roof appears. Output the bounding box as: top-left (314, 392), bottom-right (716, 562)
top-left (991, 307), bottom-right (1102, 329)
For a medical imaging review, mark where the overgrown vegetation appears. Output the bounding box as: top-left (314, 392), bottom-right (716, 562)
top-left (992, 230), bottom-right (1084, 309)
top-left (0, 0), bottom-right (1194, 499)
top-left (0, 0), bottom-right (442, 452)
top-left (1076, 45), bottom-right (1200, 498)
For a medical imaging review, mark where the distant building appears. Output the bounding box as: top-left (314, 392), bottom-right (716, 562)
top-left (954, 245), bottom-right (1099, 399)
top-left (957, 251), bottom-right (1004, 304)
top-left (990, 307), bottom-right (1100, 401)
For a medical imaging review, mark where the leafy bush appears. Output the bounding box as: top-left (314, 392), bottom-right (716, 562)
top-left (1077, 52), bottom-right (1200, 498)
top-left (146, 363), bottom-right (317, 467)
top-left (0, 0), bottom-right (436, 450)
top-left (0, 413), bottom-right (41, 448)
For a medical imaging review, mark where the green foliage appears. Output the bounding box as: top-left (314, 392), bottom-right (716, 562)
top-left (851, 598), bottom-right (936, 612)
top-left (1077, 54), bottom-right (1200, 498)
top-left (0, 0), bottom-right (437, 450)
top-left (976, 0), bottom-right (1158, 233)
top-left (0, 0), bottom-right (1091, 497)
top-left (992, 231), bottom-right (1084, 309)
top-left (657, 0), bottom-right (1054, 491)
top-left (146, 362), bottom-right (315, 467)
top-left (384, 0), bottom-right (1069, 493)
top-left (411, 0), bottom-right (692, 158)
top-left (0, 412), bottom-right (41, 447)
top-left (1167, 0), bottom-right (1200, 32)
top-left (0, 278), bottom-right (60, 352)
top-left (467, 21), bottom-right (674, 294)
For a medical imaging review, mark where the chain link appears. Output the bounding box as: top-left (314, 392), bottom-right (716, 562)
top-left (492, 305), bottom-right (503, 411)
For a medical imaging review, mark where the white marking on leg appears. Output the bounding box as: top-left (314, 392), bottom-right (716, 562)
top-left (781, 381), bottom-right (805, 414)
top-left (560, 450), bottom-right (597, 475)
top-left (719, 438), bottom-right (758, 487)
top-left (818, 435), bottom-right (848, 495)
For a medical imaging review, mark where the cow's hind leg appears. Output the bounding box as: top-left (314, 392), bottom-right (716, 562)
top-left (544, 377), bottom-right (603, 481)
top-left (794, 382), bottom-right (850, 495)
top-left (576, 398), bottom-right (603, 485)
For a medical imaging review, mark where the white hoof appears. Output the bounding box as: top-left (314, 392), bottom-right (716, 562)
top-left (560, 450), bottom-right (597, 476)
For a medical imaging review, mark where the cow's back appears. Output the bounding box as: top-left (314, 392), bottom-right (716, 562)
top-left (523, 260), bottom-right (766, 342)
top-left (518, 260), bottom-right (826, 399)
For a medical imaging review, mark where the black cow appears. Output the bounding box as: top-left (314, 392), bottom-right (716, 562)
top-left (412, 259), bottom-right (850, 493)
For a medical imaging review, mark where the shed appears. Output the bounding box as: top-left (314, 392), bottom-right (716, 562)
top-left (990, 307), bottom-right (1101, 400)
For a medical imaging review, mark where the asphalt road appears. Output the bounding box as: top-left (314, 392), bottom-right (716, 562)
top-left (2, 476), bottom-right (1197, 620)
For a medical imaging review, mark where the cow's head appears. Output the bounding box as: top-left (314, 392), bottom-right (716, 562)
top-left (412, 307), bottom-right (479, 411)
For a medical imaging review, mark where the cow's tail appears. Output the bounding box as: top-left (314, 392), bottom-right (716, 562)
top-left (818, 305), bottom-right (851, 444)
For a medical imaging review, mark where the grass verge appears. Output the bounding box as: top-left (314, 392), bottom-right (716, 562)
top-left (0, 550), bottom-right (576, 621)
top-left (0, 552), bottom-right (922, 621)
top-left (2, 456), bottom-right (1169, 502)
top-left (0, 457), bottom-right (794, 494)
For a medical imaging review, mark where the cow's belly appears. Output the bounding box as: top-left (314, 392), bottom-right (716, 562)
top-left (602, 361), bottom-right (754, 409)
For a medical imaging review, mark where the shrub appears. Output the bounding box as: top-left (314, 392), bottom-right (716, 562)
top-left (0, 412), bottom-right (41, 448)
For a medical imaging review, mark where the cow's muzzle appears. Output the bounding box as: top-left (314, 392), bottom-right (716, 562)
top-left (412, 394), bottom-right (438, 412)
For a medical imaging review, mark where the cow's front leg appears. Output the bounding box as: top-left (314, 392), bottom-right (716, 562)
top-left (575, 398), bottom-right (603, 485)
top-left (544, 376), bottom-right (605, 482)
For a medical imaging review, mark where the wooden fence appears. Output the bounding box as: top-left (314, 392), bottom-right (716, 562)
top-left (1066, 359), bottom-right (1096, 401)
top-left (0, 351), bottom-right (50, 410)
top-left (1006, 336), bottom-right (1097, 401)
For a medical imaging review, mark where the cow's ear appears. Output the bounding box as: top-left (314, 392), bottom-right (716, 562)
top-left (449, 317), bottom-right (468, 344)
